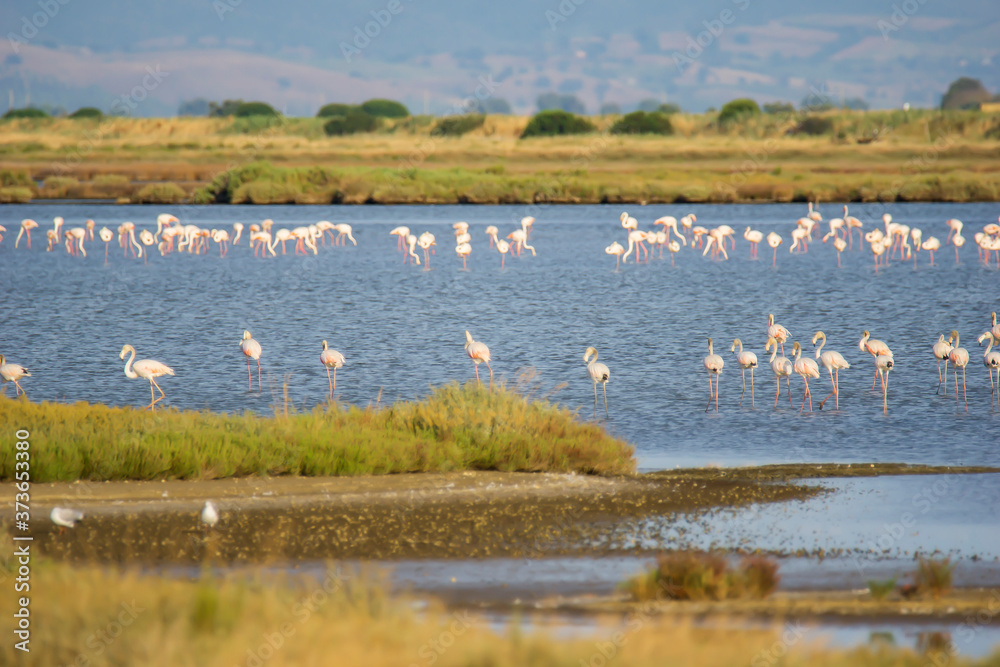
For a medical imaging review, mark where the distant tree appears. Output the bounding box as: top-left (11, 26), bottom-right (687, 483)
top-left (317, 103), bottom-right (358, 118)
top-left (178, 98), bottom-right (210, 116)
top-left (717, 98), bottom-right (761, 125)
top-left (520, 110), bottom-right (595, 138)
top-left (360, 99), bottom-right (409, 118)
top-left (471, 98), bottom-right (512, 114)
top-left (610, 111), bottom-right (674, 135)
top-left (941, 77), bottom-right (991, 110)
top-left (763, 102), bottom-right (795, 115)
top-left (790, 116), bottom-right (834, 136)
top-left (323, 109), bottom-right (379, 135)
top-left (599, 102), bottom-right (622, 115)
top-left (68, 107), bottom-right (104, 119)
top-left (657, 102), bottom-right (681, 115)
top-left (233, 102), bottom-right (279, 117)
top-left (433, 114), bottom-right (485, 136)
top-left (635, 98), bottom-right (663, 113)
top-left (209, 99), bottom-right (246, 117)
top-left (799, 94), bottom-right (834, 112)
top-left (842, 97), bottom-right (870, 111)
top-left (536, 92), bottom-right (586, 115)
top-left (2, 108), bottom-right (49, 119)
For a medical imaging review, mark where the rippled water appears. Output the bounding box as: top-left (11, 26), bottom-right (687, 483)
top-left (2, 202), bottom-right (998, 467)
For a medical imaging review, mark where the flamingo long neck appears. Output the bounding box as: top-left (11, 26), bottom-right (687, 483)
top-left (815, 336), bottom-right (825, 358)
top-left (984, 336), bottom-right (994, 357)
top-left (123, 348), bottom-right (138, 379)
top-left (954, 334), bottom-right (960, 348)
top-left (768, 347), bottom-right (777, 364)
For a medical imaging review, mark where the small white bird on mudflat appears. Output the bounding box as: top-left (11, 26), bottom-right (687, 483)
top-left (50, 507), bottom-right (84, 529)
top-left (201, 501), bottom-right (219, 529)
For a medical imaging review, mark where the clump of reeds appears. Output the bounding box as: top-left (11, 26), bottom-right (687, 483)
top-left (623, 551), bottom-right (780, 601)
top-left (913, 557), bottom-right (955, 598)
top-left (867, 578), bottom-right (898, 601)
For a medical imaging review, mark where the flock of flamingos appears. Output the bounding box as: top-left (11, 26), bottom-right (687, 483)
top-left (2, 204), bottom-right (1000, 418)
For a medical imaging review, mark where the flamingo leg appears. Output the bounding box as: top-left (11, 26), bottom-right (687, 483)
top-left (786, 375), bottom-right (793, 408)
top-left (962, 367), bottom-right (968, 413)
top-left (750, 367), bottom-right (755, 408)
top-left (716, 374), bottom-right (720, 412)
top-left (820, 371), bottom-right (836, 410)
top-left (487, 362), bottom-right (493, 386)
top-left (706, 375), bottom-right (714, 413)
top-left (871, 365), bottom-right (880, 390)
top-left (247, 357), bottom-right (252, 392)
top-left (740, 368), bottom-right (746, 406)
top-left (593, 382), bottom-right (598, 417)
top-left (603, 382), bottom-right (608, 418)
top-left (256, 358), bottom-right (262, 392)
top-left (883, 372), bottom-right (889, 414)
top-left (774, 375), bottom-right (779, 408)
top-left (474, 362), bottom-right (480, 383)
top-left (327, 368), bottom-right (334, 400)
top-left (936, 360), bottom-right (943, 394)
top-left (333, 367), bottom-right (338, 395)
top-left (14, 379), bottom-right (25, 397)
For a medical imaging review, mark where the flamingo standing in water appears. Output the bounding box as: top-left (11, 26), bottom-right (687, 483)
top-left (703, 338), bottom-right (724, 412)
top-left (138, 230), bottom-right (155, 263)
top-left (15, 219), bottom-right (38, 249)
top-left (655, 216), bottom-right (685, 245)
top-left (667, 240), bottom-right (681, 266)
top-left (405, 234), bottom-right (420, 265)
top-left (932, 332), bottom-right (955, 394)
top-left (417, 232), bottom-right (436, 268)
top-left (484, 225), bottom-right (498, 248)
top-left (843, 205), bottom-right (862, 249)
top-left (952, 233), bottom-right (965, 264)
top-left (119, 344), bottom-right (174, 410)
top-left (507, 229), bottom-right (536, 257)
top-left (496, 238), bottom-right (510, 268)
top-left (455, 241), bottom-right (471, 270)
top-left (791, 342), bottom-right (821, 412)
top-left (921, 237), bottom-right (941, 265)
top-left (623, 230), bottom-right (649, 263)
top-left (978, 332), bottom-right (1000, 409)
top-left (0, 354), bottom-right (31, 396)
top-left (520, 216), bottom-right (535, 238)
top-left (766, 336), bottom-right (794, 408)
top-left (389, 226), bottom-right (410, 252)
top-left (948, 332), bottom-right (970, 413)
top-left (232, 222), bottom-right (244, 245)
top-left (812, 331), bottom-right (850, 410)
top-left (875, 352), bottom-right (894, 415)
top-left (320, 340), bottom-right (345, 400)
top-left (605, 241), bottom-right (624, 271)
top-left (767, 314), bottom-right (790, 357)
top-left (730, 338), bottom-right (757, 407)
top-left (464, 331), bottom-right (492, 384)
top-left (99, 227), bottom-right (114, 262)
top-left (766, 232), bottom-right (782, 266)
top-left (240, 330), bottom-right (263, 392)
top-left (744, 227), bottom-right (763, 259)
top-left (945, 218), bottom-right (963, 244)
top-left (833, 236), bottom-right (847, 267)
top-left (583, 347), bottom-right (610, 418)
top-left (859, 330), bottom-right (892, 390)
top-left (333, 223), bottom-right (356, 246)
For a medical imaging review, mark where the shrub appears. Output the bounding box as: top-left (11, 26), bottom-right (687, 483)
top-left (132, 182), bottom-right (187, 204)
top-left (233, 102), bottom-right (279, 117)
top-left (867, 578), bottom-right (897, 600)
top-left (68, 107), bottom-right (104, 119)
top-left (791, 116), bottom-right (834, 136)
top-left (0, 169), bottom-right (32, 187)
top-left (520, 110), bottom-right (596, 138)
top-left (317, 103), bottom-right (359, 118)
top-left (360, 99), bottom-right (409, 118)
top-left (0, 186), bottom-right (32, 203)
top-left (914, 558), bottom-right (955, 598)
top-left (717, 98), bottom-right (761, 125)
top-left (41, 176), bottom-right (79, 196)
top-left (93, 174), bottom-right (130, 186)
top-left (623, 552), bottom-right (779, 601)
top-left (2, 108), bottom-right (49, 119)
top-left (324, 110), bottom-right (379, 136)
top-left (941, 77), bottom-right (991, 110)
top-left (610, 111), bottom-right (674, 135)
top-left (763, 102), bottom-right (795, 114)
top-left (433, 114), bottom-right (485, 136)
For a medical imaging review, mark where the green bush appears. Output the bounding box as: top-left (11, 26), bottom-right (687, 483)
top-left (233, 102), bottom-right (279, 117)
top-left (2, 108), bottom-right (49, 120)
top-left (324, 110), bottom-right (379, 136)
top-left (610, 111), bottom-right (674, 135)
top-left (132, 182), bottom-right (187, 204)
top-left (360, 99), bottom-right (409, 118)
top-left (0, 187), bottom-right (32, 203)
top-left (433, 114), bottom-right (485, 136)
top-left (0, 169), bottom-right (33, 187)
top-left (717, 98), bottom-right (761, 125)
top-left (520, 110), bottom-right (596, 138)
top-left (792, 116), bottom-right (835, 136)
top-left (68, 107), bottom-right (104, 119)
top-left (317, 103), bottom-right (359, 118)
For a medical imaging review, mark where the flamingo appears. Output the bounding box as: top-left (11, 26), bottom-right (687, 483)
top-left (655, 216), bottom-right (685, 245)
top-left (766, 231), bottom-right (782, 267)
top-left (99, 227), bottom-right (113, 262)
top-left (991, 312), bottom-right (1000, 341)
top-left (952, 233), bottom-right (965, 264)
top-left (622, 230), bottom-right (649, 263)
top-left (464, 331), bottom-right (492, 384)
top-left (833, 236), bottom-right (847, 267)
top-left (789, 226), bottom-right (809, 253)
top-left (390, 226), bottom-right (411, 252)
top-left (948, 332), bottom-right (970, 413)
top-left (945, 218), bottom-right (962, 244)
top-left (320, 340), bottom-right (345, 400)
top-left (702, 228), bottom-right (729, 260)
top-left (766, 336), bottom-right (794, 408)
top-left (691, 226), bottom-right (709, 249)
top-left (667, 240), bottom-right (681, 266)
top-left (605, 241), bottom-right (624, 271)
top-left (66, 227), bottom-right (87, 257)
top-left (520, 216), bottom-right (535, 238)
top-left (978, 332), bottom-right (1000, 409)
top-left (418, 232), bottom-right (436, 268)
top-left (703, 338), bottom-right (724, 412)
top-left (680, 214), bottom-right (696, 243)
top-left (138, 229), bottom-right (155, 263)
top-left (46, 229), bottom-right (59, 252)
top-left (808, 201), bottom-right (822, 223)
top-left (843, 205), bottom-right (862, 249)
top-left (0, 354), bottom-right (31, 396)
top-left (812, 332), bottom-right (850, 410)
top-left (333, 223), bottom-right (356, 246)
top-left (271, 228), bottom-right (294, 255)
top-left (910, 228), bottom-right (923, 267)
top-left (232, 222), bottom-right (244, 245)
top-left (212, 229), bottom-right (230, 257)
top-left (315, 220), bottom-right (337, 245)
top-left (859, 330), bottom-right (892, 390)
top-left (620, 211), bottom-right (638, 237)
top-left (51, 216), bottom-right (64, 246)
top-left (496, 238), bottom-right (510, 268)
top-left (405, 234), bottom-right (420, 265)
top-left (822, 218), bottom-right (845, 243)
top-left (456, 242), bottom-right (472, 269)
top-left (15, 219), bottom-right (38, 249)
top-left (767, 314), bottom-right (790, 357)
top-left (119, 344), bottom-right (174, 410)
top-left (583, 347), bottom-right (610, 418)
top-left (744, 227), bottom-right (763, 259)
top-left (921, 237), bottom-right (940, 265)
top-left (730, 338), bottom-right (757, 407)
top-left (507, 229), bottom-right (536, 257)
top-left (933, 332), bottom-right (955, 394)
top-left (484, 225), bottom-right (498, 248)
top-left (791, 342), bottom-right (821, 412)
top-left (875, 353), bottom-right (893, 415)
top-left (240, 330), bottom-right (263, 392)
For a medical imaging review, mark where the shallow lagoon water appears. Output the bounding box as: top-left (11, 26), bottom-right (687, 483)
top-left (3, 202), bottom-right (998, 469)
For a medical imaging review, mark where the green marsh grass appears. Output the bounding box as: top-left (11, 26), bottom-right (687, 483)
top-left (0, 382), bottom-right (634, 482)
top-left (624, 551), bottom-right (780, 601)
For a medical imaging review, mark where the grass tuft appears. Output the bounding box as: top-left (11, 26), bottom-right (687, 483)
top-left (914, 557), bottom-right (955, 598)
top-left (623, 551), bottom-right (780, 601)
